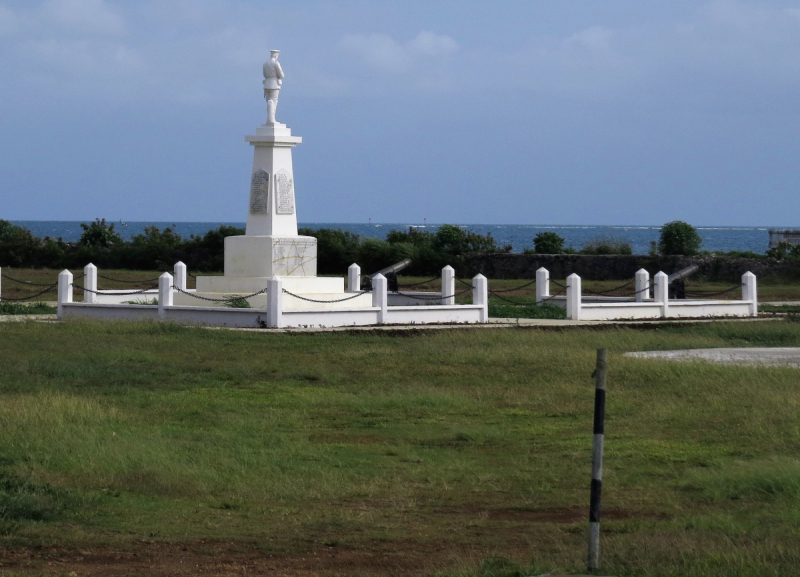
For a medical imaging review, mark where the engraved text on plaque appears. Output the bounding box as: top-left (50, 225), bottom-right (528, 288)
top-left (275, 169), bottom-right (296, 215)
top-left (249, 169), bottom-right (270, 214)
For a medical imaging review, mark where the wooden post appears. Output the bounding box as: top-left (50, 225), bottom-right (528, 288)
top-left (742, 271), bottom-right (757, 317)
top-left (372, 273), bottom-right (388, 324)
top-left (57, 269), bottom-right (73, 319)
top-left (441, 265), bottom-right (455, 305)
top-left (174, 261), bottom-right (187, 291)
top-left (84, 263), bottom-right (98, 304)
top-left (536, 267), bottom-right (549, 304)
top-left (635, 268), bottom-right (649, 303)
top-left (567, 273), bottom-right (582, 320)
top-left (587, 348), bottom-right (607, 572)
top-left (347, 263), bottom-right (361, 293)
top-left (472, 274), bottom-right (488, 323)
top-left (654, 271), bottom-right (669, 318)
top-left (158, 272), bottom-right (173, 319)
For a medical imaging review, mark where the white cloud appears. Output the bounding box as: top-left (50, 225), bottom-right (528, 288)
top-left (407, 30), bottom-right (459, 58)
top-left (41, 0), bottom-right (125, 36)
top-left (566, 26), bottom-right (614, 52)
top-left (340, 31), bottom-right (458, 75)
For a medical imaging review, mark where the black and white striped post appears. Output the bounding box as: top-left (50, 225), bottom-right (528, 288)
top-left (587, 348), bottom-right (606, 572)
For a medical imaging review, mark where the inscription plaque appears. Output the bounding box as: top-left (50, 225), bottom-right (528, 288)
top-left (249, 169), bottom-right (270, 214)
top-left (275, 169), bottom-right (296, 215)
top-left (271, 238), bottom-right (317, 276)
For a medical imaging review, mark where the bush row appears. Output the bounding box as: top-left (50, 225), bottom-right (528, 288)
top-left (0, 219), bottom-right (510, 276)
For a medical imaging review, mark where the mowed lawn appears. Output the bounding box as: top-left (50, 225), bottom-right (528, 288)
top-left (0, 320), bottom-right (799, 576)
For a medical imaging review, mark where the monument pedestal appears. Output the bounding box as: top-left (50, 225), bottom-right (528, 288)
top-left (224, 234), bottom-right (317, 277)
top-left (172, 120), bottom-right (369, 310)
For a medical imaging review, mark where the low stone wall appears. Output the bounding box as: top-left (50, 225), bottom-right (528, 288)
top-left (458, 254), bottom-right (800, 282)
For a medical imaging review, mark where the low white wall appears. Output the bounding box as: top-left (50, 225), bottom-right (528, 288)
top-left (165, 305), bottom-right (268, 327)
top-left (667, 300), bottom-right (753, 318)
top-left (579, 302), bottom-right (662, 321)
top-left (61, 302), bottom-right (160, 320)
top-left (282, 307), bottom-right (381, 328)
top-left (386, 305), bottom-right (483, 324)
top-left (60, 302), bottom-right (483, 328)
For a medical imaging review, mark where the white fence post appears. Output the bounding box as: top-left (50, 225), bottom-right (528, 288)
top-left (267, 276), bottom-right (283, 328)
top-left (442, 265), bottom-right (455, 305)
top-left (536, 267), bottom-right (549, 304)
top-left (57, 269), bottom-right (73, 318)
top-left (372, 273), bottom-right (388, 324)
top-left (654, 271), bottom-right (669, 318)
top-left (158, 272), bottom-right (173, 319)
top-left (742, 271), bottom-right (757, 317)
top-left (567, 273), bottom-right (582, 320)
top-left (635, 268), bottom-right (650, 303)
top-left (473, 274), bottom-right (488, 323)
top-left (84, 263), bottom-right (98, 304)
top-left (174, 261), bottom-right (187, 291)
top-left (347, 263), bottom-right (361, 293)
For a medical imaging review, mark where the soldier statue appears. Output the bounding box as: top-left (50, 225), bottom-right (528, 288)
top-left (263, 50), bottom-right (284, 124)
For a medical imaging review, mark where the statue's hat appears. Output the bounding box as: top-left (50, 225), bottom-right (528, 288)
top-left (270, 49), bottom-right (280, 55)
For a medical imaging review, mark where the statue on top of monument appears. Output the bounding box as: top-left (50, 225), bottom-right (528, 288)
top-left (263, 49), bottom-right (284, 124)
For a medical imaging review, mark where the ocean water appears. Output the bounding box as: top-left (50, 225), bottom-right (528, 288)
top-left (12, 221), bottom-right (773, 255)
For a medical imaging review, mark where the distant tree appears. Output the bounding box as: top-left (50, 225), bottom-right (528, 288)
top-left (533, 232), bottom-right (566, 254)
top-left (766, 241), bottom-right (800, 261)
top-left (659, 221), bottom-right (702, 255)
top-left (79, 218), bottom-right (123, 248)
top-left (580, 237), bottom-right (633, 255)
top-left (0, 220), bottom-right (42, 267)
top-left (433, 224), bottom-right (499, 255)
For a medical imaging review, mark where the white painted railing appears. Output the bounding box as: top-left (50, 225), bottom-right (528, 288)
top-left (57, 265), bottom-right (489, 329)
top-left (72, 261), bottom-right (194, 305)
top-left (562, 270), bottom-right (756, 321)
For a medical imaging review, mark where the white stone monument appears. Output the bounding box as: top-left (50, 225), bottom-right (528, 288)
top-left (176, 51), bottom-right (371, 309)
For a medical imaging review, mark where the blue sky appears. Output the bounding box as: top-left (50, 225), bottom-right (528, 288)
top-left (1, 0), bottom-right (799, 225)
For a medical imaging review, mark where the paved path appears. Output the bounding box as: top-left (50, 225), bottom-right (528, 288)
top-left (624, 347), bottom-right (800, 367)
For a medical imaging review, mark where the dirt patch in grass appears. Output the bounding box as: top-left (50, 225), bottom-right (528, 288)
top-left (0, 538), bottom-right (510, 577)
top-left (431, 504), bottom-right (666, 524)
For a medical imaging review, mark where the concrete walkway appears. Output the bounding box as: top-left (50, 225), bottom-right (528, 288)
top-left (625, 347), bottom-right (800, 367)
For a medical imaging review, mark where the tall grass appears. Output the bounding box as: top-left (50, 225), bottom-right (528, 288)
top-left (0, 320), bottom-right (799, 575)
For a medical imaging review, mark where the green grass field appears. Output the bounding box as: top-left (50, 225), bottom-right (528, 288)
top-left (0, 319), bottom-right (799, 576)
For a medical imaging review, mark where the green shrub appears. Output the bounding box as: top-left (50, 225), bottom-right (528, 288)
top-left (434, 224), bottom-right (501, 255)
top-left (0, 302), bottom-right (57, 315)
top-left (385, 227), bottom-right (435, 247)
top-left (659, 221), bottom-right (702, 255)
top-left (766, 242), bottom-right (800, 261)
top-left (722, 250), bottom-right (766, 259)
top-left (300, 227), bottom-right (362, 274)
top-left (532, 231), bottom-right (566, 254)
top-left (580, 237), bottom-right (633, 255)
top-left (0, 221), bottom-right (504, 277)
top-left (79, 218), bottom-right (123, 248)
top-left (0, 220), bottom-right (44, 267)
top-left (223, 296), bottom-right (251, 309)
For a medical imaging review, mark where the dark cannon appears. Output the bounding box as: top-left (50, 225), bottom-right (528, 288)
top-left (667, 264), bottom-right (699, 299)
top-left (362, 258), bottom-right (412, 292)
